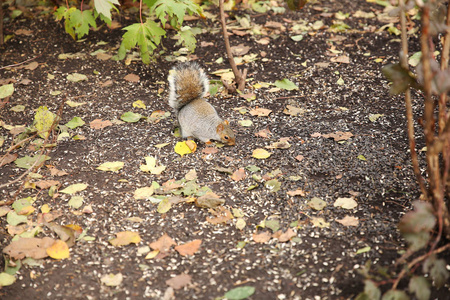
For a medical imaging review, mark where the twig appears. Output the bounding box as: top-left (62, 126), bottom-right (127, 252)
top-left (0, 54), bottom-right (42, 70)
top-left (392, 242), bottom-right (450, 289)
top-left (218, 0), bottom-right (247, 92)
top-left (398, 0), bottom-right (428, 199)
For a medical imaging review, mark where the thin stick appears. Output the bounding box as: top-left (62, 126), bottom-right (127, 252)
top-left (218, 0), bottom-right (247, 91)
top-left (398, 0), bottom-right (428, 199)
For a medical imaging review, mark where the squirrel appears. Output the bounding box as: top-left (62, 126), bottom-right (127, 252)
top-left (168, 62), bottom-right (235, 146)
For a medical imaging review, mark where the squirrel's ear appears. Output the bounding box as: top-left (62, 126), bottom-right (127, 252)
top-left (217, 123), bottom-right (224, 131)
top-left (223, 120), bottom-right (229, 125)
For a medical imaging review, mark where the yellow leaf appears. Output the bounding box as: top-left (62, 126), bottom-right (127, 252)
top-left (134, 186), bottom-right (154, 200)
top-left (175, 140), bottom-right (197, 156)
top-left (109, 231), bottom-right (141, 246)
top-left (145, 249), bottom-right (160, 259)
top-left (132, 100), bottom-right (146, 109)
top-left (46, 240), bottom-right (70, 260)
top-left (157, 198), bottom-right (171, 214)
top-left (252, 148), bottom-right (271, 159)
top-left (96, 161), bottom-right (124, 172)
top-left (41, 204), bottom-right (51, 213)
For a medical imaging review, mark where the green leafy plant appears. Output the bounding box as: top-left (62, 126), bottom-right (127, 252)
top-left (358, 0), bottom-right (450, 299)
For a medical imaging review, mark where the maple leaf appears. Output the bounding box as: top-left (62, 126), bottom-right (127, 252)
top-left (149, 233), bottom-right (176, 253)
top-left (174, 240), bottom-right (202, 256)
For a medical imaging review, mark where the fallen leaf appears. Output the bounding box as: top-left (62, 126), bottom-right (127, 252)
top-left (3, 237), bottom-right (55, 259)
top-left (333, 197), bottom-right (358, 209)
top-left (310, 216), bottom-right (330, 228)
top-left (121, 111), bottom-right (143, 123)
top-left (90, 119), bottom-right (113, 129)
top-left (60, 183), bottom-right (88, 194)
top-left (0, 153), bottom-right (18, 167)
top-left (230, 168), bottom-right (246, 181)
top-left (185, 169), bottom-right (197, 181)
top-left (202, 147), bottom-right (218, 154)
top-left (295, 155), bottom-right (304, 162)
top-left (253, 231), bottom-right (271, 243)
top-left (225, 286), bottom-right (256, 300)
top-left (46, 240), bottom-right (70, 259)
top-left (35, 180), bottom-right (60, 189)
top-left (235, 218), bottom-right (246, 230)
top-left (265, 179), bottom-right (281, 193)
top-left (24, 61), bottom-right (39, 70)
top-left (67, 73), bottom-right (88, 82)
top-left (68, 195), bottom-right (84, 209)
top-left (97, 161), bottom-right (124, 172)
top-left (255, 128), bottom-right (271, 138)
top-left (174, 240), bottom-right (201, 256)
top-left (124, 74), bottom-right (140, 82)
top-left (273, 228), bottom-right (296, 242)
top-left (140, 156), bottom-right (166, 175)
top-left (101, 273), bottom-right (123, 286)
top-left (134, 186), bottom-right (154, 200)
top-left (175, 140), bottom-right (197, 156)
top-left (322, 131), bottom-right (354, 141)
top-left (330, 55), bottom-right (350, 63)
top-left (283, 105), bottom-right (305, 116)
top-left (308, 197), bottom-right (327, 211)
top-left (165, 274), bottom-right (192, 290)
top-left (0, 272), bottom-right (16, 286)
top-left (274, 78), bottom-right (298, 90)
top-left (238, 119), bottom-right (253, 127)
top-left (266, 140), bottom-right (291, 149)
top-left (149, 233), bottom-right (176, 253)
top-left (287, 189), bottom-right (306, 197)
top-left (252, 148), bottom-right (271, 159)
top-left (336, 216), bottom-right (359, 226)
top-left (133, 100), bottom-right (146, 109)
top-left (195, 192), bottom-right (225, 208)
top-left (157, 198), bottom-right (172, 214)
top-left (206, 207), bottom-right (233, 225)
top-left (249, 108), bottom-right (272, 117)
top-left (109, 231), bottom-right (141, 246)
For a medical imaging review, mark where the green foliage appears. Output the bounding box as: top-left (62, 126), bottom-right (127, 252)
top-left (150, 0), bottom-right (202, 29)
top-left (54, 7), bottom-right (97, 40)
top-left (117, 20), bottom-right (166, 64)
top-left (93, 0), bottom-right (120, 20)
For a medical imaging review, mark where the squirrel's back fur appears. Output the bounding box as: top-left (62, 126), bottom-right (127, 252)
top-left (168, 62), bottom-right (209, 111)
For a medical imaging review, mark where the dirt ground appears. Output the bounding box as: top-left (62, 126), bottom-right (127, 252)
top-left (1, 0), bottom-right (449, 299)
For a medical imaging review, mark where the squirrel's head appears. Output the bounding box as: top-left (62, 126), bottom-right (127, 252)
top-left (217, 120), bottom-right (235, 146)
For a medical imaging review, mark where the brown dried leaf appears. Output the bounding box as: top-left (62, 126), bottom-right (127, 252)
top-left (90, 119), bottom-right (113, 129)
top-left (255, 128), bottom-right (271, 138)
top-left (174, 240), bottom-right (201, 256)
top-left (336, 215), bottom-right (359, 226)
top-left (249, 107), bottom-right (272, 117)
top-left (35, 180), bottom-right (60, 189)
top-left (273, 228), bottom-right (296, 242)
top-left (195, 192), bottom-right (225, 208)
top-left (253, 231), bottom-right (272, 243)
top-left (100, 80), bottom-right (113, 87)
top-left (283, 105), bottom-right (305, 116)
top-left (149, 233), bottom-right (177, 253)
top-left (231, 43), bottom-right (250, 56)
top-left (165, 274), bottom-right (192, 290)
top-left (0, 153), bottom-right (18, 167)
top-left (3, 237), bottom-right (55, 259)
top-left (49, 167), bottom-right (69, 177)
top-left (287, 189), bottom-right (306, 197)
top-left (322, 131), bottom-right (354, 141)
top-left (15, 29), bottom-right (33, 36)
top-left (230, 168), bottom-right (246, 181)
top-left (109, 231), bottom-right (141, 247)
top-left (206, 207), bottom-right (233, 225)
top-left (330, 55), bottom-right (350, 64)
top-left (295, 155), bottom-right (304, 162)
top-left (123, 74), bottom-right (140, 82)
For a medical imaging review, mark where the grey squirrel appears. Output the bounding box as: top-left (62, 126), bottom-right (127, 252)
top-left (168, 62), bottom-right (235, 146)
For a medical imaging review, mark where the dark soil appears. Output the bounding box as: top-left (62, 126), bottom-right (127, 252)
top-left (1, 0), bottom-right (449, 299)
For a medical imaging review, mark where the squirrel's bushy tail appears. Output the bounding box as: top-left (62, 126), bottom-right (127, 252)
top-left (168, 62), bottom-right (209, 110)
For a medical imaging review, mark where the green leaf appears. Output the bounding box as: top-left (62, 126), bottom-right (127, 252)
top-left (408, 276), bottom-right (430, 300)
top-left (424, 257), bottom-right (450, 288)
top-left (381, 289), bottom-right (409, 300)
top-left (68, 195), bottom-right (84, 209)
top-left (67, 73), bottom-right (88, 82)
top-left (0, 84), bottom-right (14, 99)
top-left (65, 117), bottom-right (85, 129)
top-left (382, 63), bottom-right (418, 95)
top-left (157, 198), bottom-right (171, 214)
top-left (34, 106), bottom-right (56, 138)
top-left (97, 161), bottom-right (124, 172)
top-left (93, 0), bottom-right (119, 21)
top-left (14, 155), bottom-right (51, 170)
top-left (274, 78), bottom-right (298, 90)
top-left (357, 155), bottom-right (366, 161)
top-left (0, 272), bottom-right (16, 287)
top-left (121, 111), bottom-right (143, 123)
top-left (245, 165), bottom-right (260, 173)
top-left (308, 197), bottom-right (326, 211)
top-left (356, 246), bottom-right (371, 255)
top-left (291, 34), bottom-right (304, 41)
top-left (12, 197), bottom-right (34, 213)
top-left (265, 219), bottom-right (280, 232)
top-left (264, 179), bottom-right (281, 193)
top-left (6, 211), bottom-right (28, 226)
top-left (224, 286), bottom-right (255, 300)
top-left (10, 104), bottom-right (25, 112)
top-left (398, 201), bottom-right (436, 251)
top-left (60, 183), bottom-right (88, 194)
top-left (177, 26), bottom-right (197, 52)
